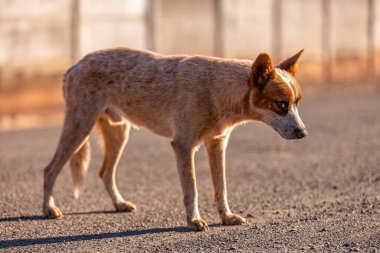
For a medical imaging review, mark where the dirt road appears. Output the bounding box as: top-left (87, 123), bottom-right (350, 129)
top-left (1, 84), bottom-right (379, 252)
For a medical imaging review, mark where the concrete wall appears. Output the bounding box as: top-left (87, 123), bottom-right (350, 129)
top-left (332, 0), bottom-right (368, 79)
top-left (80, 0), bottom-right (145, 55)
top-left (223, 0), bottom-right (272, 59)
top-left (281, 0), bottom-right (324, 81)
top-left (0, 0), bottom-right (71, 79)
top-left (0, 0), bottom-right (379, 88)
top-left (154, 0), bottom-right (214, 55)
top-left (375, 0), bottom-right (380, 75)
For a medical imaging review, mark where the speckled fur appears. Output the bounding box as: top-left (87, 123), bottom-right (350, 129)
top-left (43, 47), bottom-right (306, 231)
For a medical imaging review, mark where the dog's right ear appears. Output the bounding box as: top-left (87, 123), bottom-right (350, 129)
top-left (250, 53), bottom-right (275, 90)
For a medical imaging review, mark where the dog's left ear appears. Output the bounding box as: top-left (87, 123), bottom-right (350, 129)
top-left (250, 53), bottom-right (276, 90)
top-left (276, 49), bottom-right (304, 76)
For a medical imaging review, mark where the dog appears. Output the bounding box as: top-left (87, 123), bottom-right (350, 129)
top-left (43, 47), bottom-right (307, 231)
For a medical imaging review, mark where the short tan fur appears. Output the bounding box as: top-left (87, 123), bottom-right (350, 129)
top-left (43, 47), bottom-right (307, 231)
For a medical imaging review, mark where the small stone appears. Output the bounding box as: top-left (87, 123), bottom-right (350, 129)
top-left (252, 225), bottom-right (260, 229)
top-left (246, 213), bottom-right (253, 218)
top-left (343, 242), bottom-right (356, 247)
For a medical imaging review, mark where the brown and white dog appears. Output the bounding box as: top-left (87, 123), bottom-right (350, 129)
top-left (43, 47), bottom-right (307, 231)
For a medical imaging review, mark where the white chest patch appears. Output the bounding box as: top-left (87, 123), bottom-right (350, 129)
top-left (275, 68), bottom-right (296, 98)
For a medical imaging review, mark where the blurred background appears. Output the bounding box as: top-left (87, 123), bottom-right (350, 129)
top-left (0, 0), bottom-right (380, 130)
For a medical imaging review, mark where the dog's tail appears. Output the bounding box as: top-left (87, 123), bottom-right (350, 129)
top-left (70, 139), bottom-right (91, 199)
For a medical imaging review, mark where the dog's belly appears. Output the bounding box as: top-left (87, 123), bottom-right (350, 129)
top-left (126, 113), bottom-right (174, 138)
top-left (105, 104), bottom-right (174, 138)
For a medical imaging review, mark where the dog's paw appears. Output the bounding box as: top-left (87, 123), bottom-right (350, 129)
top-left (43, 206), bottom-right (63, 219)
top-left (114, 201), bottom-right (137, 212)
top-left (187, 218), bottom-right (209, 231)
top-left (222, 213), bottom-right (247, 226)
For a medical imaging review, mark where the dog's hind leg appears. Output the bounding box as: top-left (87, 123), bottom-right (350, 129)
top-left (43, 107), bottom-right (99, 219)
top-left (97, 116), bottom-right (136, 212)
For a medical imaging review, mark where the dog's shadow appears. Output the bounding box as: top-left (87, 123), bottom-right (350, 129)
top-left (0, 210), bottom-right (116, 222)
top-left (0, 211), bottom-right (198, 249)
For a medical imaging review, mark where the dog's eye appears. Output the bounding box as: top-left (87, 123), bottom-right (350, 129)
top-left (276, 101), bottom-right (289, 110)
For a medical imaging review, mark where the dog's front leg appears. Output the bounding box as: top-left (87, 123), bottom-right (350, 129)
top-left (205, 136), bottom-right (247, 226)
top-left (171, 139), bottom-right (208, 231)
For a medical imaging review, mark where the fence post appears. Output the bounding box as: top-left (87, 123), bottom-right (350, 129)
top-left (145, 0), bottom-right (156, 51)
top-left (367, 0), bottom-right (375, 76)
top-left (322, 0), bottom-right (333, 82)
top-left (272, 0), bottom-right (282, 63)
top-left (70, 0), bottom-right (80, 63)
top-left (213, 0), bottom-right (223, 57)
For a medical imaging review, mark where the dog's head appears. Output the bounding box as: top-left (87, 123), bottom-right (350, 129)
top-left (248, 50), bottom-right (307, 140)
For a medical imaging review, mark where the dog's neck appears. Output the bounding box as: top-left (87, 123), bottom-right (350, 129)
top-left (212, 60), bottom-right (261, 128)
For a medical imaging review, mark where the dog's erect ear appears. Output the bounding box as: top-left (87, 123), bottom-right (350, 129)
top-left (276, 49), bottom-right (304, 75)
top-left (250, 53), bottom-right (275, 90)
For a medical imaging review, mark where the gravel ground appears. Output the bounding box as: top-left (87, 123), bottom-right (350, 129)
top-left (1, 84), bottom-right (380, 252)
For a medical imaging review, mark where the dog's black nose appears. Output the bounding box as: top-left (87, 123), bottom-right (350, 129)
top-left (293, 128), bottom-right (307, 139)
